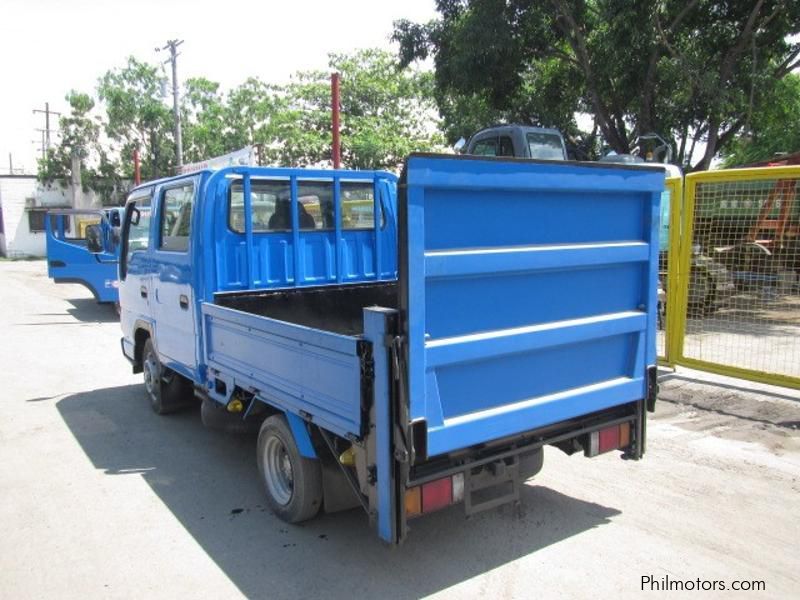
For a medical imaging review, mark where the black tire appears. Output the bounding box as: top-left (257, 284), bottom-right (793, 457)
top-left (141, 338), bottom-right (192, 415)
top-left (257, 415), bottom-right (323, 523)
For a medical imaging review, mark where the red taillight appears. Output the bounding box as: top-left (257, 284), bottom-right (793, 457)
top-left (404, 473), bottom-right (465, 518)
top-left (422, 477), bottom-right (452, 513)
top-left (586, 423), bottom-right (632, 457)
top-left (599, 425), bottom-right (620, 453)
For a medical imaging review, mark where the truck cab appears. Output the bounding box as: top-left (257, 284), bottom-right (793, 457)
top-left (118, 168), bottom-right (397, 383)
top-left (463, 124), bottom-right (568, 160)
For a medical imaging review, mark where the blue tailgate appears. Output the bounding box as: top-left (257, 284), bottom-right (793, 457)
top-left (401, 155), bottom-right (663, 457)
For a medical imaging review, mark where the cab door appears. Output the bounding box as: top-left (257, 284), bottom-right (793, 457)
top-left (45, 209), bottom-right (119, 303)
top-left (119, 190), bottom-right (155, 339)
top-left (150, 180), bottom-right (197, 375)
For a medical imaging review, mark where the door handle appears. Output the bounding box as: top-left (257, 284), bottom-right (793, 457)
top-left (179, 294), bottom-right (189, 310)
top-left (140, 286), bottom-right (148, 298)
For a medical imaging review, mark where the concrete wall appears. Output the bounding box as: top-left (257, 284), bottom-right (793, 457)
top-left (0, 177), bottom-right (109, 257)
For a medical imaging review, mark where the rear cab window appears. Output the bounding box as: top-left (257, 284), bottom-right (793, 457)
top-left (526, 132), bottom-right (565, 160)
top-left (470, 135), bottom-right (515, 157)
top-left (229, 179), bottom-right (381, 232)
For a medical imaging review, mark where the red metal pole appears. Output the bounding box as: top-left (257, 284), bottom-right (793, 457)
top-left (133, 148), bottom-right (141, 185)
top-left (331, 72), bottom-right (341, 169)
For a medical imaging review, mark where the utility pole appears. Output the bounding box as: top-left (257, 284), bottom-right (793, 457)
top-left (331, 73), bottom-right (341, 169)
top-left (33, 102), bottom-right (61, 150)
top-left (158, 39), bottom-right (184, 169)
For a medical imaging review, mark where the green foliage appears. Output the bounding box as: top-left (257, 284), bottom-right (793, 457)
top-left (98, 57), bottom-right (175, 180)
top-left (36, 90), bottom-right (127, 204)
top-left (183, 48), bottom-right (444, 170)
top-left (39, 48), bottom-right (444, 189)
top-left (277, 49), bottom-right (445, 169)
top-left (224, 78), bottom-right (294, 164)
top-left (181, 77), bottom-right (227, 162)
top-left (721, 74), bottom-right (800, 167)
top-left (394, 0), bottom-right (800, 170)
top-left (37, 91), bottom-right (101, 183)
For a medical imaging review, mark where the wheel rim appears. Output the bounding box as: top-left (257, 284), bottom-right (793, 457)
top-left (264, 436), bottom-right (294, 506)
top-left (143, 353), bottom-right (159, 401)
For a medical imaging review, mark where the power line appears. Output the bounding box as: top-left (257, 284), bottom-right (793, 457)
top-left (157, 39), bottom-right (184, 169)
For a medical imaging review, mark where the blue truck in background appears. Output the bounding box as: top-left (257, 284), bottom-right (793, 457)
top-left (45, 207), bottom-right (125, 305)
top-left (100, 154), bottom-right (662, 543)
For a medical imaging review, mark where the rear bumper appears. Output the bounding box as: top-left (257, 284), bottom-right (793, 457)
top-left (392, 399), bottom-right (647, 542)
top-left (410, 399), bottom-right (645, 483)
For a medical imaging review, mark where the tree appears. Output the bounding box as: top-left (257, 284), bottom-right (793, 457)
top-left (224, 77), bottom-right (292, 164)
top-left (37, 91), bottom-right (126, 204)
top-left (721, 74), bottom-right (800, 167)
top-left (280, 49), bottom-right (445, 169)
top-left (42, 48), bottom-right (444, 183)
top-left (394, 0), bottom-right (800, 170)
top-left (38, 91), bottom-right (101, 183)
top-left (97, 57), bottom-right (175, 180)
top-left (181, 77), bottom-right (229, 162)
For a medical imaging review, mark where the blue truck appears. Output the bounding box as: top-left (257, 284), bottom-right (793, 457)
top-left (45, 207), bottom-right (125, 305)
top-left (105, 154), bottom-right (662, 543)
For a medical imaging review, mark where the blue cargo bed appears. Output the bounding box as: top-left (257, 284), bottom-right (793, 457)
top-left (201, 155), bottom-right (663, 460)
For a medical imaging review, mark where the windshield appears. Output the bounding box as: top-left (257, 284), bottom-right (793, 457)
top-left (526, 133), bottom-right (565, 160)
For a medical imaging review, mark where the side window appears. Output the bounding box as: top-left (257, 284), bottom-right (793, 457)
top-left (341, 182), bottom-right (377, 230)
top-left (47, 214), bottom-right (73, 236)
top-left (159, 184), bottom-right (194, 252)
top-left (471, 138), bottom-right (498, 156)
top-left (126, 197), bottom-right (152, 265)
top-left (27, 209), bottom-right (47, 232)
top-left (297, 181), bottom-right (333, 230)
top-left (229, 179), bottom-right (291, 232)
top-left (497, 136), bottom-right (515, 157)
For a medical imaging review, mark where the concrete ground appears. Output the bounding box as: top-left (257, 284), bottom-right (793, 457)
top-left (1, 260), bottom-right (798, 599)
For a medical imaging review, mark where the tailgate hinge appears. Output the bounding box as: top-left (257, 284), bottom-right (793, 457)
top-left (385, 335), bottom-right (404, 381)
top-left (357, 340), bottom-right (374, 438)
top-left (358, 340), bottom-right (375, 379)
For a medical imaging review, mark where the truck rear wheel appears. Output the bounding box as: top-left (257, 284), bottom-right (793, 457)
top-left (142, 338), bottom-right (192, 415)
top-left (257, 415), bottom-right (323, 523)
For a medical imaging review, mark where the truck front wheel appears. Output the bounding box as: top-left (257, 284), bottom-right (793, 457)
top-left (142, 338), bottom-right (192, 414)
top-left (257, 415), bottom-right (323, 523)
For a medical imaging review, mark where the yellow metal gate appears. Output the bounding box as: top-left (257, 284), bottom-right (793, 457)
top-left (662, 166), bottom-right (800, 389)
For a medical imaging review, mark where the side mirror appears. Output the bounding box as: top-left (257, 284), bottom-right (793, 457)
top-left (453, 137), bottom-right (467, 153)
top-left (130, 207), bottom-right (141, 226)
top-left (85, 224), bottom-right (104, 253)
